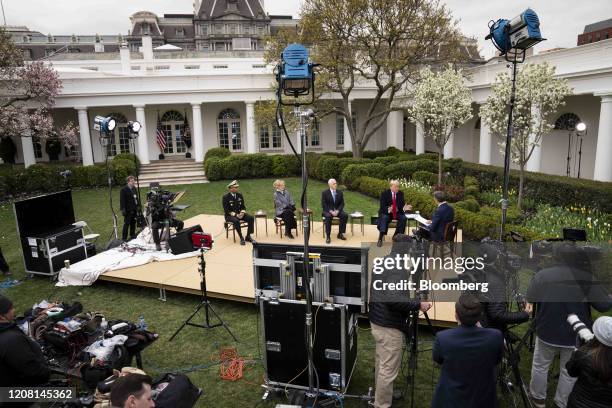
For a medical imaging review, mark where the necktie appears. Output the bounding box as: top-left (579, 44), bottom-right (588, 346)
top-left (332, 190), bottom-right (336, 203)
top-left (392, 192), bottom-right (397, 220)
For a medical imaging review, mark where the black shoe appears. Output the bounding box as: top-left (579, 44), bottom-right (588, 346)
top-left (286, 232), bottom-right (295, 239)
top-left (245, 235), bottom-right (256, 244)
top-left (337, 233), bottom-right (346, 240)
top-left (376, 239), bottom-right (383, 247)
top-left (240, 239), bottom-right (246, 246)
top-left (326, 237), bottom-right (331, 244)
top-left (155, 244), bottom-right (162, 251)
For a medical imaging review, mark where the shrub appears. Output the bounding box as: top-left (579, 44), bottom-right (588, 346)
top-left (204, 157), bottom-right (224, 181)
top-left (340, 163), bottom-right (386, 188)
top-left (24, 164), bottom-right (63, 192)
top-left (454, 199), bottom-right (480, 213)
top-left (373, 156), bottom-right (400, 166)
top-left (464, 175), bottom-right (479, 188)
top-left (413, 159), bottom-right (438, 174)
top-left (462, 162), bottom-right (612, 213)
top-left (221, 155), bottom-right (243, 179)
top-left (478, 206), bottom-right (522, 225)
top-left (282, 154), bottom-right (301, 176)
top-left (246, 153), bottom-right (273, 178)
top-left (384, 161), bottom-right (419, 180)
top-left (111, 159), bottom-right (137, 185)
top-left (417, 152), bottom-right (439, 161)
top-left (271, 155), bottom-right (287, 177)
top-left (204, 147), bottom-right (231, 163)
top-left (412, 171), bottom-right (438, 185)
top-left (443, 157), bottom-right (465, 176)
top-left (113, 153), bottom-right (140, 172)
top-left (317, 157), bottom-right (370, 181)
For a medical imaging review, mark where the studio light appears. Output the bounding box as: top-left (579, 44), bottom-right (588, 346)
top-left (576, 122), bottom-right (587, 133)
top-left (93, 116), bottom-right (117, 134)
top-left (277, 43), bottom-right (315, 98)
top-left (486, 8), bottom-right (545, 55)
top-left (127, 121), bottom-right (142, 134)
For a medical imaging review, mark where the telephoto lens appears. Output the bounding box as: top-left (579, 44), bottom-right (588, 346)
top-left (567, 314), bottom-right (594, 344)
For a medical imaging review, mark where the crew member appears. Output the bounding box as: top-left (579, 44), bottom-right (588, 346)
top-left (273, 179), bottom-right (297, 239)
top-left (432, 293), bottom-right (504, 408)
top-left (368, 234), bottom-right (432, 408)
top-left (120, 175), bottom-right (140, 241)
top-left (419, 191), bottom-right (454, 242)
top-left (110, 373), bottom-right (155, 408)
top-left (321, 179), bottom-right (347, 244)
top-left (222, 180), bottom-right (255, 246)
top-left (0, 295), bottom-right (50, 387)
top-left (376, 180), bottom-right (411, 247)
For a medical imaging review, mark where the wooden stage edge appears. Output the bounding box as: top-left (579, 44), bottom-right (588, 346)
top-left (94, 213), bottom-right (460, 327)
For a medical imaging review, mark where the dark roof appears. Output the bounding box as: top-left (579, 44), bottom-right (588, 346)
top-left (583, 18), bottom-right (612, 33)
top-left (163, 14), bottom-right (195, 19)
top-left (269, 15), bottom-right (293, 19)
top-left (197, 0), bottom-right (266, 20)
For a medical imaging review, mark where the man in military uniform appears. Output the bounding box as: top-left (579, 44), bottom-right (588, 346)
top-left (222, 180), bottom-right (255, 245)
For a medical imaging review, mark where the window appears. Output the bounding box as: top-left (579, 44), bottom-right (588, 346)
top-left (259, 124), bottom-right (282, 150)
top-left (252, 64), bottom-right (266, 68)
top-left (214, 64), bottom-right (228, 69)
top-left (351, 111), bottom-right (357, 133)
top-left (103, 113), bottom-right (130, 157)
top-left (605, 32), bottom-right (609, 39)
top-left (201, 25), bottom-right (208, 35)
top-left (142, 24), bottom-right (150, 35)
top-left (309, 121), bottom-right (320, 147)
top-left (176, 28), bottom-right (185, 38)
top-left (217, 109), bottom-right (241, 151)
top-left (185, 65), bottom-right (200, 70)
top-left (336, 114), bottom-right (344, 146)
top-left (154, 65), bottom-right (170, 70)
top-left (595, 33), bottom-right (601, 41)
top-left (271, 124), bottom-right (282, 148)
top-left (160, 110), bottom-right (187, 154)
top-left (33, 136), bottom-right (43, 159)
top-left (259, 126), bottom-right (270, 149)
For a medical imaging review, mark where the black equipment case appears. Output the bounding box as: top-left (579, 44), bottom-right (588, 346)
top-left (260, 297), bottom-right (357, 393)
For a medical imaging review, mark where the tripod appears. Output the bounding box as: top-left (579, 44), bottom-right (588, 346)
top-left (498, 320), bottom-right (537, 408)
top-left (169, 246), bottom-right (238, 342)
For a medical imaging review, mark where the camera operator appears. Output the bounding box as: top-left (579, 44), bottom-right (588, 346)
top-left (566, 316), bottom-right (612, 408)
top-left (368, 234), bottom-right (431, 408)
top-left (478, 243), bottom-right (530, 333)
top-left (147, 188), bottom-right (184, 251)
top-left (526, 243), bottom-right (612, 408)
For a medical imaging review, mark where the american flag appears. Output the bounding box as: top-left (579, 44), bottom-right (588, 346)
top-left (156, 114), bottom-right (167, 151)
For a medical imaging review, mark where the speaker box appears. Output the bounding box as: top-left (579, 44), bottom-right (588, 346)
top-left (169, 225), bottom-right (203, 255)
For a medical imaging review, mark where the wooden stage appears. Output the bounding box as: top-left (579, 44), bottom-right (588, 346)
top-left (98, 213), bottom-right (462, 325)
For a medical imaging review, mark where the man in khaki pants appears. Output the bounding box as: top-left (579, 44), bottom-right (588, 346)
top-left (368, 234), bottom-right (432, 408)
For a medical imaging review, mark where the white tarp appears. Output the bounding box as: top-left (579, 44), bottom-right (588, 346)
top-left (56, 228), bottom-right (198, 287)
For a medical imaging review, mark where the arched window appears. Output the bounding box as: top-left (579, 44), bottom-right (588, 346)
top-left (217, 109), bottom-right (241, 151)
top-left (104, 112), bottom-right (129, 157)
top-left (554, 113), bottom-right (581, 131)
top-left (160, 110), bottom-right (186, 155)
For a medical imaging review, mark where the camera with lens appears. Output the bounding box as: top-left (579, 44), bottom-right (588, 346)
top-left (146, 185), bottom-right (175, 222)
top-left (567, 314), bottom-right (594, 346)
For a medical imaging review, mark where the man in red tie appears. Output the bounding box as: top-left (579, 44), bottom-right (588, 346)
top-left (376, 180), bottom-right (411, 247)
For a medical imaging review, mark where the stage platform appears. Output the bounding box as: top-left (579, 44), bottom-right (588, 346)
top-left (98, 213), bottom-right (462, 326)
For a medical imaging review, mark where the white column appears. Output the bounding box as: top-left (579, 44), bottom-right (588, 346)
top-left (76, 107), bottom-right (94, 166)
top-left (479, 120), bottom-right (492, 165)
top-left (191, 103), bottom-right (205, 162)
top-left (416, 121), bottom-right (425, 155)
top-left (245, 101), bottom-right (257, 153)
top-left (343, 100), bottom-right (352, 152)
top-left (526, 106), bottom-right (542, 172)
top-left (134, 105), bottom-right (150, 165)
top-left (443, 131), bottom-right (454, 159)
top-left (21, 135), bottom-right (36, 168)
top-left (386, 110), bottom-right (403, 150)
top-left (594, 95), bottom-right (612, 182)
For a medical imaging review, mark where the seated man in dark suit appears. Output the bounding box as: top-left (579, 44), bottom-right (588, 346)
top-left (432, 293), bottom-right (504, 408)
top-left (376, 180), bottom-right (411, 247)
top-left (222, 180), bottom-right (254, 246)
top-left (420, 191), bottom-right (454, 242)
top-left (321, 179), bottom-right (348, 244)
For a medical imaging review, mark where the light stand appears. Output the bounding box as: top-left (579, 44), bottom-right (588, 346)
top-left (486, 9), bottom-right (545, 240)
top-left (575, 122), bottom-right (587, 179)
top-left (169, 245), bottom-right (238, 342)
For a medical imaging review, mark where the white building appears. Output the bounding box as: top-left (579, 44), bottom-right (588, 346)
top-left (10, 28), bottom-right (612, 183)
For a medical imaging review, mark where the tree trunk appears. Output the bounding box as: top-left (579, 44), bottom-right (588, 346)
top-left (518, 166), bottom-right (525, 210)
top-left (438, 150), bottom-right (443, 185)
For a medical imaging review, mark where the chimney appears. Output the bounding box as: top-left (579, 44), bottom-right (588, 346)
top-left (120, 43), bottom-right (130, 73)
top-left (141, 35), bottom-right (154, 61)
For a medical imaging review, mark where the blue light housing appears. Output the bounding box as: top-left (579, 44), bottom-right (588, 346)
top-left (94, 116), bottom-right (117, 134)
top-left (279, 43), bottom-right (314, 96)
top-left (486, 8), bottom-right (544, 55)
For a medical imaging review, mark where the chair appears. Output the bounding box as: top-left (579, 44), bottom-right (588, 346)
top-left (273, 201), bottom-right (298, 238)
top-left (431, 221), bottom-right (459, 258)
top-left (321, 216), bottom-right (341, 238)
top-left (224, 219), bottom-right (249, 243)
top-left (74, 221), bottom-right (100, 245)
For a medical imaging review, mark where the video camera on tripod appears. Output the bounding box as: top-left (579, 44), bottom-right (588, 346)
top-left (146, 185), bottom-right (176, 222)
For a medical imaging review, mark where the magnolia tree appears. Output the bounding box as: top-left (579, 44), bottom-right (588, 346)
top-left (481, 62), bottom-right (572, 209)
top-left (0, 27), bottom-right (79, 157)
top-left (408, 66), bottom-right (472, 184)
top-left (263, 0), bottom-right (463, 158)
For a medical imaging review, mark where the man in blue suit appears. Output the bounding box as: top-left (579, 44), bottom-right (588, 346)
top-left (432, 293), bottom-right (504, 408)
top-left (421, 191), bottom-right (454, 242)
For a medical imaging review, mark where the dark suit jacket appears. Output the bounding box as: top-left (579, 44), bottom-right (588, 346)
top-left (432, 325), bottom-right (504, 408)
top-left (120, 185), bottom-right (139, 215)
top-left (378, 189), bottom-right (405, 217)
top-left (321, 189), bottom-right (345, 215)
top-left (428, 202), bottom-right (454, 241)
top-left (222, 192), bottom-right (247, 217)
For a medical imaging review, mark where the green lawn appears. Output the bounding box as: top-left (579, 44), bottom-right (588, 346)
top-left (0, 178), bottom-right (563, 407)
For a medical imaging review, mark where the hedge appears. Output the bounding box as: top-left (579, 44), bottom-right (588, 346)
top-left (384, 161), bottom-right (419, 180)
top-left (204, 147), bottom-right (231, 162)
top-left (462, 162), bottom-right (612, 213)
top-left (412, 171), bottom-right (438, 185)
top-left (340, 163), bottom-right (386, 189)
top-left (454, 199), bottom-right (480, 213)
top-left (373, 156), bottom-right (400, 166)
top-left (271, 154), bottom-right (301, 177)
top-left (316, 157), bottom-right (370, 181)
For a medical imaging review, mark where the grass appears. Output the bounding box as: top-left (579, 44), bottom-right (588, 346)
top-left (0, 178), bottom-right (572, 407)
